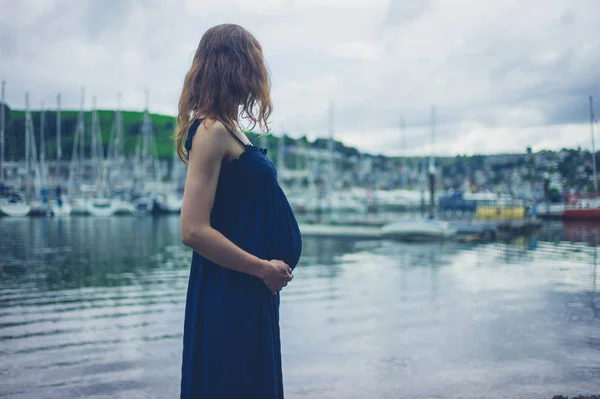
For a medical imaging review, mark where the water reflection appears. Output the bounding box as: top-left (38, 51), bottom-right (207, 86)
top-left (1, 217), bottom-right (599, 398)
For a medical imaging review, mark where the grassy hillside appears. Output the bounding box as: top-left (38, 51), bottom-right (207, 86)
top-left (1, 106), bottom-right (335, 163)
top-left (3, 107), bottom-right (177, 160)
top-left (1, 105), bottom-right (361, 166)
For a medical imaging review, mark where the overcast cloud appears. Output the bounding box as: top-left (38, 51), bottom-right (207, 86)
top-left (1, 0), bottom-right (599, 156)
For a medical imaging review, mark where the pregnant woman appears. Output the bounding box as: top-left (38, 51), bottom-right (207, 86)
top-left (176, 24), bottom-right (302, 398)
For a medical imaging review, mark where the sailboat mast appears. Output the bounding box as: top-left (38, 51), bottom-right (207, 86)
top-left (327, 101), bottom-right (335, 195)
top-left (277, 128), bottom-right (285, 172)
top-left (142, 89), bottom-right (150, 180)
top-left (591, 96), bottom-right (597, 194)
top-left (430, 106), bottom-right (436, 169)
top-left (56, 94), bottom-right (61, 183)
top-left (80, 88), bottom-right (85, 187)
top-left (116, 92), bottom-right (122, 186)
top-left (90, 96), bottom-right (107, 195)
top-left (24, 93), bottom-right (39, 201)
top-left (91, 96), bottom-right (98, 190)
top-left (428, 106), bottom-right (436, 219)
top-left (0, 80), bottom-right (5, 184)
top-left (25, 93), bottom-right (30, 198)
top-left (40, 101), bottom-right (46, 190)
top-left (400, 117), bottom-right (406, 188)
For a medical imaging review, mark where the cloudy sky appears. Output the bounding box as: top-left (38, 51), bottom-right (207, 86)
top-left (1, 0), bottom-right (599, 156)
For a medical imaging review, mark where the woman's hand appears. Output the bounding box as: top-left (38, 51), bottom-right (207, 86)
top-left (259, 259), bottom-right (293, 295)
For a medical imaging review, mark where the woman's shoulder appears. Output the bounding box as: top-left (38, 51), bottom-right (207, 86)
top-left (188, 118), bottom-right (233, 152)
top-left (190, 118), bottom-right (230, 150)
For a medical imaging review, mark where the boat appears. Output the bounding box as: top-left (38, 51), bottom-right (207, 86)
top-left (86, 198), bottom-right (117, 216)
top-left (157, 193), bottom-right (183, 213)
top-left (328, 193), bottom-right (367, 213)
top-left (130, 94), bottom-right (164, 214)
top-left (381, 219), bottom-right (457, 241)
top-left (475, 204), bottom-right (526, 220)
top-left (28, 200), bottom-right (51, 216)
top-left (50, 199), bottom-right (72, 216)
top-left (70, 197), bottom-right (90, 215)
top-left (113, 198), bottom-right (136, 215)
top-left (133, 194), bottom-right (162, 214)
top-left (562, 195), bottom-right (600, 220)
top-left (369, 188), bottom-right (425, 212)
top-left (558, 97), bottom-right (600, 220)
top-left (439, 192), bottom-right (477, 216)
top-left (0, 198), bottom-right (31, 217)
top-left (449, 220), bottom-right (498, 241)
top-left (536, 202), bottom-right (565, 220)
top-left (291, 191), bottom-right (368, 214)
top-left (0, 81), bottom-right (4, 200)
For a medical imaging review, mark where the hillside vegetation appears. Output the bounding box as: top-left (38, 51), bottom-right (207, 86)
top-left (2, 106), bottom-right (358, 163)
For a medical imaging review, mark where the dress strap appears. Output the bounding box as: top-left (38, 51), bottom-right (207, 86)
top-left (186, 117), bottom-right (253, 154)
top-left (185, 118), bottom-right (204, 153)
top-left (215, 118), bottom-right (252, 148)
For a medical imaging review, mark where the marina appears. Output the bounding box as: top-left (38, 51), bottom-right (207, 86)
top-left (3, 1), bottom-right (600, 397)
top-left (0, 87), bottom-right (558, 245)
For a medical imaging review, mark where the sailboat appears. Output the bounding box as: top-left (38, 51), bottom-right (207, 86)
top-left (320, 102), bottom-right (367, 214)
top-left (371, 118), bottom-right (429, 212)
top-left (561, 96), bottom-right (600, 220)
top-left (0, 90), bottom-right (34, 217)
top-left (29, 101), bottom-right (52, 216)
top-left (105, 94), bottom-right (135, 215)
top-left (86, 96), bottom-right (118, 216)
top-left (0, 81), bottom-right (31, 217)
top-left (282, 138), bottom-right (323, 213)
top-left (49, 93), bottom-right (71, 216)
top-left (131, 91), bottom-right (165, 214)
top-left (381, 106), bottom-right (457, 240)
top-left (0, 81), bottom-right (26, 216)
top-left (155, 125), bottom-right (183, 214)
top-left (67, 89), bottom-right (91, 215)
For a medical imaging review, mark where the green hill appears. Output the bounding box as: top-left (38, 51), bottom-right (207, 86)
top-left (0, 104), bottom-right (357, 164)
top-left (2, 106), bottom-right (177, 160)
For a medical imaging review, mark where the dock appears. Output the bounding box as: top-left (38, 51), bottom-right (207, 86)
top-left (299, 218), bottom-right (542, 242)
top-left (299, 223), bottom-right (383, 239)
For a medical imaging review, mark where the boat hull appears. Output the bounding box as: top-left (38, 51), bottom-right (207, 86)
top-left (0, 202), bottom-right (31, 217)
top-left (87, 199), bottom-right (118, 217)
top-left (562, 208), bottom-right (600, 220)
top-left (381, 219), bottom-right (457, 241)
top-left (50, 202), bottom-right (72, 216)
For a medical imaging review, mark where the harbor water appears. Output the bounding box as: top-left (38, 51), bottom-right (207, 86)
top-left (1, 216), bottom-right (599, 398)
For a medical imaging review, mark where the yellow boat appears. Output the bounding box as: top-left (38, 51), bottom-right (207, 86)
top-left (475, 205), bottom-right (526, 220)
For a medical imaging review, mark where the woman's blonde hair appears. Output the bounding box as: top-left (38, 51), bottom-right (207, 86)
top-left (174, 24), bottom-right (272, 163)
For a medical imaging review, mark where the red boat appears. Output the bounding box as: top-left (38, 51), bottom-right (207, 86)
top-left (561, 96), bottom-right (600, 221)
top-left (562, 195), bottom-right (600, 220)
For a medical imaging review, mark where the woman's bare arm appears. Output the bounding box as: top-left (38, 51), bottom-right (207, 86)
top-left (180, 120), bottom-right (292, 293)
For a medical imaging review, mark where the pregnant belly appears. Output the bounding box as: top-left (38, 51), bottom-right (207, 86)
top-left (265, 194), bottom-right (302, 269)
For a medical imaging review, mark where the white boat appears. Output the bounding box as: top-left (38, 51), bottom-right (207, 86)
top-left (133, 196), bottom-right (153, 213)
top-left (0, 199), bottom-right (31, 217)
top-left (536, 202), bottom-right (564, 219)
top-left (381, 219), bottom-right (457, 241)
top-left (159, 193), bottom-right (183, 213)
top-left (50, 199), bottom-right (72, 216)
top-left (70, 197), bottom-right (90, 215)
top-left (87, 198), bottom-right (117, 216)
top-left (370, 188), bottom-right (426, 211)
top-left (291, 191), bottom-right (367, 214)
top-left (113, 199), bottom-right (136, 215)
top-left (328, 194), bottom-right (367, 213)
top-left (29, 200), bottom-right (51, 216)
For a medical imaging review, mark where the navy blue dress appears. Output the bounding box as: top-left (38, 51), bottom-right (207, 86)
top-left (181, 119), bottom-right (302, 399)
